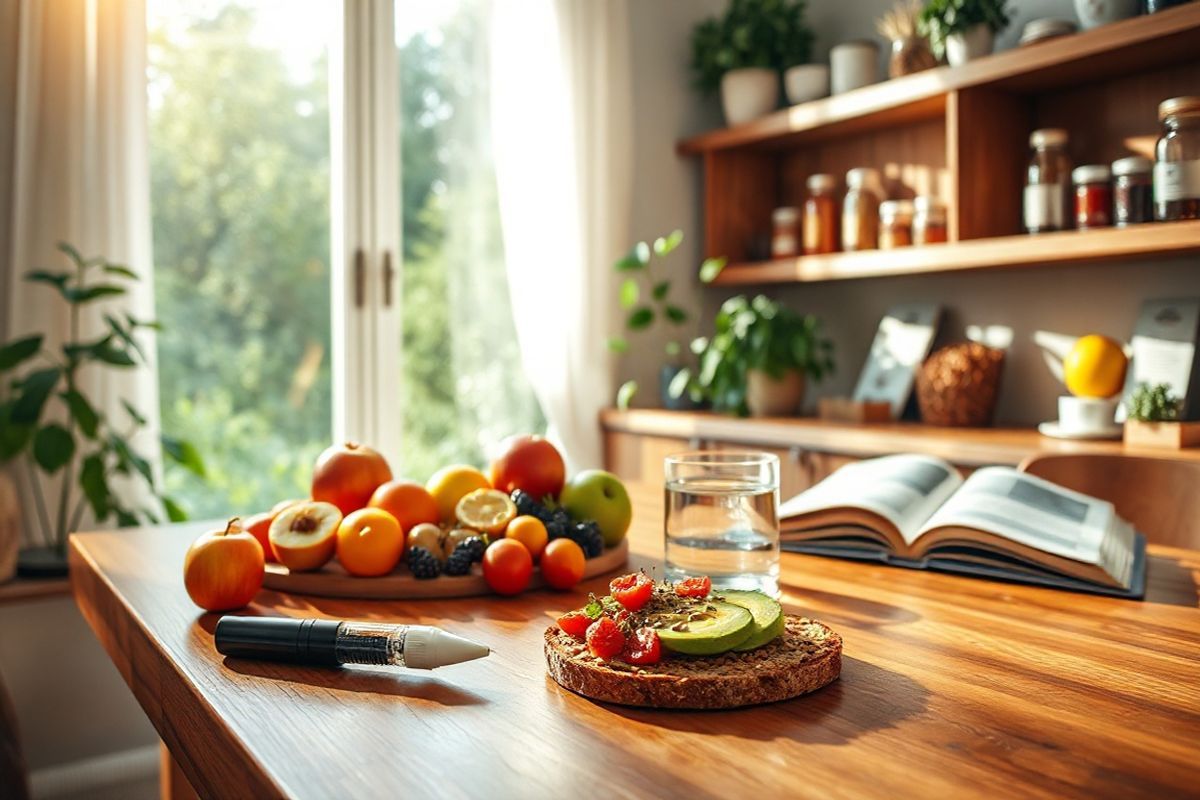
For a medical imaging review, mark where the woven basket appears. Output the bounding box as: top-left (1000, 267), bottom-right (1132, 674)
top-left (916, 342), bottom-right (1005, 427)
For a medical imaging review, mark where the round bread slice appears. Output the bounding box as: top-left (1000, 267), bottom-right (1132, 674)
top-left (545, 615), bottom-right (841, 709)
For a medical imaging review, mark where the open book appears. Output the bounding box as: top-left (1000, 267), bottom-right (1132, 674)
top-left (779, 454), bottom-right (1146, 598)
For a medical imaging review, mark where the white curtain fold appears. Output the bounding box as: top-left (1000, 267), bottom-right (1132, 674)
top-left (3, 0), bottom-right (159, 538)
top-left (490, 0), bottom-right (633, 473)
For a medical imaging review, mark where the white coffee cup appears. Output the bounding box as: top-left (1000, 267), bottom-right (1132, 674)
top-left (1058, 395), bottom-right (1117, 433)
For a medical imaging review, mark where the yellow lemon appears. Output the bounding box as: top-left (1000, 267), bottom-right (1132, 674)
top-left (1063, 335), bottom-right (1127, 398)
top-left (426, 465), bottom-right (491, 522)
top-left (455, 489), bottom-right (517, 535)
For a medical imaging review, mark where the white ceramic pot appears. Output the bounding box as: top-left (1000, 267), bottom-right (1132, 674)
top-left (719, 68), bottom-right (779, 126)
top-left (746, 369), bottom-right (806, 417)
top-left (783, 64), bottom-right (830, 105)
top-left (830, 41), bottom-right (879, 95)
top-left (946, 25), bottom-right (994, 66)
top-left (1074, 0), bottom-right (1138, 29)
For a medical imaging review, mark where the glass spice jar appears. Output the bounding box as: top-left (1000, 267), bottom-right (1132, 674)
top-left (878, 200), bottom-right (914, 249)
top-left (1111, 156), bottom-right (1154, 227)
top-left (802, 174), bottom-right (838, 255)
top-left (912, 196), bottom-right (948, 244)
top-left (842, 167), bottom-right (883, 251)
top-left (1154, 96), bottom-right (1200, 222)
top-left (1072, 164), bottom-right (1112, 229)
top-left (1024, 128), bottom-right (1072, 233)
top-left (770, 207), bottom-right (801, 258)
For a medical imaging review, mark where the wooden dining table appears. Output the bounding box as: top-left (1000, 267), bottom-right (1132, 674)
top-left (70, 513), bottom-right (1200, 799)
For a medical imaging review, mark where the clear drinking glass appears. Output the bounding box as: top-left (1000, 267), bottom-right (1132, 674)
top-left (664, 452), bottom-right (780, 596)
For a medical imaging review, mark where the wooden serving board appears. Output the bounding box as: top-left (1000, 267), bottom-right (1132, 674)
top-left (262, 538), bottom-right (628, 599)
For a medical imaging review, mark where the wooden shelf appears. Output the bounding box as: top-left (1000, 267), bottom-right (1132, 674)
top-left (678, 5), bottom-right (1200, 155)
top-left (599, 408), bottom-right (1200, 468)
top-left (709, 220), bottom-right (1200, 285)
top-left (0, 576), bottom-right (70, 606)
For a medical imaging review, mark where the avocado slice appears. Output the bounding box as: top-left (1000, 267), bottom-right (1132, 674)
top-left (722, 590), bottom-right (785, 651)
top-left (653, 601), bottom-right (754, 656)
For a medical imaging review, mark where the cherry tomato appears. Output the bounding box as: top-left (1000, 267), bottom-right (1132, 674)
top-left (623, 627), bottom-right (662, 666)
top-left (481, 539), bottom-right (533, 595)
top-left (609, 572), bottom-right (653, 611)
top-left (540, 538), bottom-right (585, 590)
top-left (556, 610), bottom-right (592, 640)
top-left (586, 616), bottom-right (625, 659)
top-left (675, 576), bottom-right (711, 598)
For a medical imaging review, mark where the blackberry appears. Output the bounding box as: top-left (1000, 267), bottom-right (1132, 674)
top-left (569, 521), bottom-right (604, 558)
top-left (511, 489), bottom-right (541, 518)
top-left (443, 547), bottom-right (473, 576)
top-left (408, 546), bottom-right (441, 579)
top-left (459, 535), bottom-right (487, 563)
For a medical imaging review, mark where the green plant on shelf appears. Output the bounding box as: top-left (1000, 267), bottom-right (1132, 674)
top-left (917, 0), bottom-right (1010, 60)
top-left (1126, 383), bottom-right (1181, 423)
top-left (690, 0), bottom-right (814, 94)
top-left (670, 294), bottom-right (834, 416)
top-left (0, 243), bottom-right (206, 553)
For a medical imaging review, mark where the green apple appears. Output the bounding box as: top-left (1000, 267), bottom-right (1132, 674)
top-left (560, 470), bottom-right (632, 547)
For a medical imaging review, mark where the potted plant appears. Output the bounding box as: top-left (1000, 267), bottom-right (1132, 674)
top-left (0, 243), bottom-right (205, 577)
top-left (1124, 383), bottom-right (1200, 449)
top-left (918, 0), bottom-right (1010, 66)
top-left (609, 231), bottom-right (726, 410)
top-left (691, 0), bottom-right (815, 125)
top-left (671, 294), bottom-right (834, 417)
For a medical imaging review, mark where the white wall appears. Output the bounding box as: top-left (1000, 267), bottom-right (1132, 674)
top-left (622, 0), bottom-right (1200, 425)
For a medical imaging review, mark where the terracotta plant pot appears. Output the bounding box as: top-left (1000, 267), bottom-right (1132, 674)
top-left (946, 25), bottom-right (994, 66)
top-left (746, 368), bottom-right (805, 417)
top-left (719, 68), bottom-right (779, 126)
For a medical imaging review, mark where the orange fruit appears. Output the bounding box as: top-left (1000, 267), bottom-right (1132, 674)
top-left (455, 488), bottom-right (516, 535)
top-left (540, 538), bottom-right (585, 590)
top-left (481, 539), bottom-right (533, 595)
top-left (426, 465), bottom-right (491, 522)
top-left (504, 515), bottom-right (548, 560)
top-left (368, 479), bottom-right (440, 535)
top-left (336, 508), bottom-right (404, 577)
top-left (1063, 335), bottom-right (1127, 398)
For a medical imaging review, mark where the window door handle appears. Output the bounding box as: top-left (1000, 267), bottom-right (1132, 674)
top-left (354, 248), bottom-right (366, 309)
top-left (382, 250), bottom-right (394, 307)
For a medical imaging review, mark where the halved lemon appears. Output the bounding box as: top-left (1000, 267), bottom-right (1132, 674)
top-left (455, 489), bottom-right (517, 535)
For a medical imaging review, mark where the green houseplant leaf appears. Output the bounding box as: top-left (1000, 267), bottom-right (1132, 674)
top-left (690, 0), bottom-right (814, 94)
top-left (162, 434), bottom-right (206, 478)
top-left (0, 335), bottom-right (44, 370)
top-left (627, 307), bottom-right (655, 330)
top-left (619, 278), bottom-right (640, 309)
top-left (32, 424), bottom-right (75, 473)
top-left (12, 367), bottom-right (61, 424)
top-left (60, 390), bottom-right (100, 438)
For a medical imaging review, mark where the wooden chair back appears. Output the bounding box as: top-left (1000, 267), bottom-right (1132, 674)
top-left (1018, 453), bottom-right (1200, 550)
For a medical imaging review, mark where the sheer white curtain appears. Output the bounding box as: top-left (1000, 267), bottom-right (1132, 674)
top-left (490, 0), bottom-right (632, 472)
top-left (3, 0), bottom-right (159, 538)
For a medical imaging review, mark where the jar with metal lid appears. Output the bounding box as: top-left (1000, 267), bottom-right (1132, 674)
top-left (802, 174), bottom-right (838, 255)
top-left (1024, 128), bottom-right (1072, 233)
top-left (1072, 164), bottom-right (1112, 229)
top-left (878, 200), bottom-right (914, 249)
top-left (770, 207), bottom-right (801, 258)
top-left (1111, 156), bottom-right (1154, 226)
top-left (1145, 0), bottom-right (1191, 12)
top-left (912, 196), bottom-right (948, 244)
top-left (1155, 96), bottom-right (1200, 222)
top-left (842, 167), bottom-right (882, 251)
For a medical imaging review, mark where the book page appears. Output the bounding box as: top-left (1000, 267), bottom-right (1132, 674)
top-left (918, 468), bottom-right (1134, 582)
top-left (780, 454), bottom-right (963, 543)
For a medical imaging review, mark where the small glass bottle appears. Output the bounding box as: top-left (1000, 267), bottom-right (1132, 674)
top-left (1072, 164), bottom-right (1112, 230)
top-left (878, 200), bottom-right (914, 249)
top-left (842, 167), bottom-right (883, 251)
top-left (1111, 156), bottom-right (1154, 227)
top-left (770, 207), bottom-right (801, 258)
top-left (802, 173), bottom-right (838, 255)
top-left (1154, 96), bottom-right (1200, 222)
top-left (1024, 128), bottom-right (1072, 233)
top-left (912, 196), bottom-right (948, 244)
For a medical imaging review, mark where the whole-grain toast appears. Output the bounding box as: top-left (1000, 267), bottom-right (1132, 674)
top-left (545, 615), bottom-right (841, 709)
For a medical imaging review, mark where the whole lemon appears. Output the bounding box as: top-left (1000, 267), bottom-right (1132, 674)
top-left (1063, 335), bottom-right (1127, 398)
top-left (426, 465), bottom-right (491, 523)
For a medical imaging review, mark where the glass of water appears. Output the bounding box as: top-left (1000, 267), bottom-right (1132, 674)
top-left (664, 451), bottom-right (780, 596)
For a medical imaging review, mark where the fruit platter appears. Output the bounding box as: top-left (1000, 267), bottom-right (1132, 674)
top-left (544, 573), bottom-right (842, 709)
top-left (183, 434), bottom-right (632, 608)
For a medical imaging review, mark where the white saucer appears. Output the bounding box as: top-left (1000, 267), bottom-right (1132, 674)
top-left (1038, 421), bottom-right (1124, 440)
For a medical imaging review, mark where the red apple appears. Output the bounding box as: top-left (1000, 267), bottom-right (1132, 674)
top-left (311, 442), bottom-right (393, 515)
top-left (489, 435), bottom-right (565, 501)
top-left (183, 518), bottom-right (265, 612)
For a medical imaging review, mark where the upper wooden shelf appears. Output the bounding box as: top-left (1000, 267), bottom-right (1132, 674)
top-left (677, 5), bottom-right (1200, 155)
top-left (709, 220), bottom-right (1200, 285)
top-left (600, 408), bottom-right (1200, 468)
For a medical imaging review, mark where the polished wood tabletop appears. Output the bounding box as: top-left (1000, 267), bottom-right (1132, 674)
top-left (70, 514), bottom-right (1200, 799)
